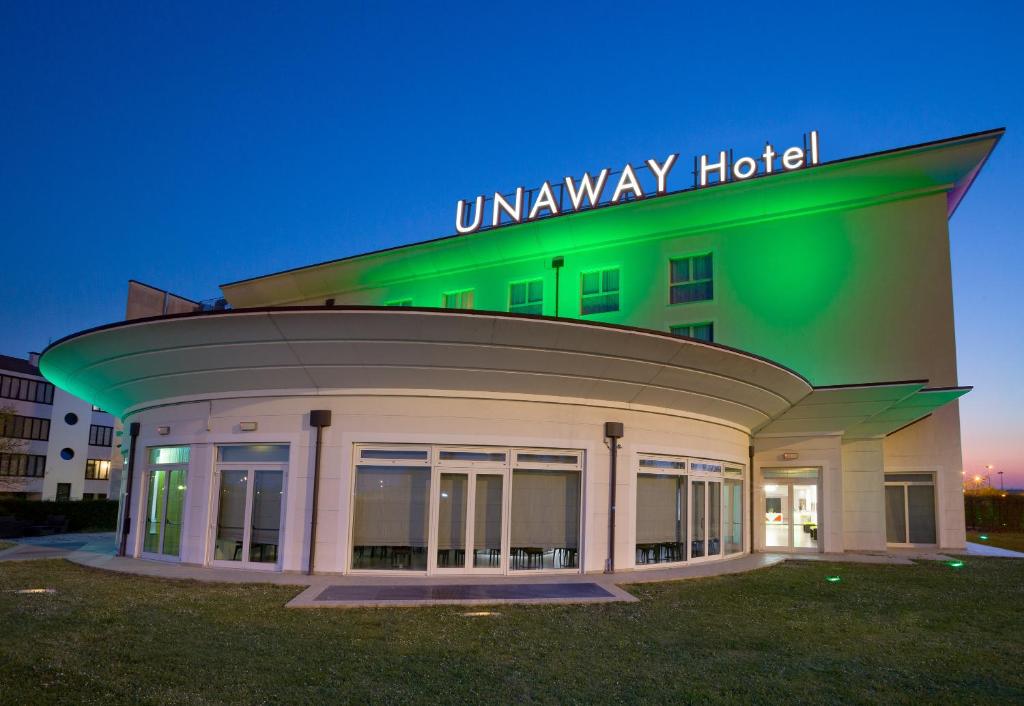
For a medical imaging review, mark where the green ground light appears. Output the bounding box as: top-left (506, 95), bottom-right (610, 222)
top-left (947, 560), bottom-right (965, 569)
top-left (979, 534), bottom-right (989, 541)
top-left (825, 575), bottom-right (842, 583)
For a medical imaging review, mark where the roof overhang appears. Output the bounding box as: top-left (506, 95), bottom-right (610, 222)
top-left (39, 308), bottom-right (967, 440)
top-left (38, 308), bottom-right (811, 431)
top-left (219, 128), bottom-right (1004, 308)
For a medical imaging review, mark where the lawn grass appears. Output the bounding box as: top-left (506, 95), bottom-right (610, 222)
top-left (1, 558), bottom-right (1022, 704)
top-left (968, 530), bottom-right (1024, 553)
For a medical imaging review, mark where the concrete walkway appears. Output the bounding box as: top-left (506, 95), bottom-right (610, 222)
top-left (962, 541), bottom-right (1024, 558)
top-left (2, 532), bottom-right (1020, 608)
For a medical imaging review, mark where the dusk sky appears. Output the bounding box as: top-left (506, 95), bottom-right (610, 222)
top-left (1, 3), bottom-right (1021, 484)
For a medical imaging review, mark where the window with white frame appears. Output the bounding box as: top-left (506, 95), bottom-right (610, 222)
top-left (884, 472), bottom-right (936, 544)
top-left (670, 322), bottom-right (714, 342)
top-left (670, 253), bottom-right (713, 304)
top-left (580, 268), bottom-right (619, 315)
top-left (509, 279), bottom-right (543, 315)
top-left (443, 289), bottom-right (474, 310)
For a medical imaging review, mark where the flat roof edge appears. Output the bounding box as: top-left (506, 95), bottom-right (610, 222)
top-left (217, 127), bottom-right (1006, 291)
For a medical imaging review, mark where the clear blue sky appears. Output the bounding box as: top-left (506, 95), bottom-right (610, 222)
top-left (1, 2), bottom-right (1021, 483)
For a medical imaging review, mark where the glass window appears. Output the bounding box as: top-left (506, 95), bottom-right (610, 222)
top-left (580, 268), bottom-right (620, 315)
top-left (510, 469), bottom-right (580, 570)
top-left (885, 473), bottom-right (936, 545)
top-left (351, 466), bottom-right (430, 570)
top-left (691, 461), bottom-right (723, 473)
top-left (89, 424), bottom-right (114, 446)
top-left (639, 457), bottom-right (686, 470)
top-left (724, 478), bottom-right (743, 554)
top-left (443, 289), bottom-right (474, 310)
top-left (217, 444), bottom-right (289, 463)
top-left (708, 482), bottom-right (722, 556)
top-left (85, 459), bottom-right (111, 480)
top-left (509, 279), bottom-right (543, 315)
top-left (148, 446), bottom-right (191, 465)
top-left (359, 448), bottom-right (430, 462)
top-left (55, 483), bottom-right (71, 501)
top-left (691, 480), bottom-right (706, 557)
top-left (636, 474), bottom-right (686, 565)
top-left (473, 475), bottom-right (504, 568)
top-left (438, 450), bottom-right (507, 463)
top-left (436, 473), bottom-right (468, 568)
top-left (885, 485), bottom-right (907, 544)
top-left (670, 253), bottom-right (713, 304)
top-left (670, 322), bottom-right (714, 342)
top-left (250, 470), bottom-right (284, 563)
top-left (514, 451), bottom-right (581, 467)
top-left (215, 470), bottom-right (248, 561)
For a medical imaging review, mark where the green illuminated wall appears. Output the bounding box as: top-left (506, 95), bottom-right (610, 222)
top-left (221, 136), bottom-right (998, 389)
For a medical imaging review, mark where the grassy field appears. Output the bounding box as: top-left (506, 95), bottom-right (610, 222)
top-left (968, 530), bottom-right (1024, 553)
top-left (1, 558), bottom-right (1022, 705)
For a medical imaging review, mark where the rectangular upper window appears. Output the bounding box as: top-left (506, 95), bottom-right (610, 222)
top-left (0, 414), bottom-right (50, 441)
top-left (85, 459), bottom-right (110, 480)
top-left (443, 289), bottom-right (474, 310)
top-left (670, 322), bottom-right (714, 342)
top-left (0, 453), bottom-right (46, 477)
top-left (89, 424), bottom-right (114, 447)
top-left (580, 268), bottom-right (619, 315)
top-left (509, 279), bottom-right (543, 315)
top-left (670, 253), bottom-right (713, 304)
top-left (0, 373), bottom-right (54, 405)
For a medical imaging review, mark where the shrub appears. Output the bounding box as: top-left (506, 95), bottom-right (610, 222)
top-left (0, 499), bottom-right (117, 535)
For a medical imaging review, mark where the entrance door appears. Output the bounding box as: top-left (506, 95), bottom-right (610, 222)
top-left (763, 471), bottom-right (819, 551)
top-left (431, 470), bottom-right (505, 574)
top-left (688, 478), bottom-right (723, 561)
top-left (142, 467), bottom-right (187, 559)
top-left (212, 468), bottom-right (286, 568)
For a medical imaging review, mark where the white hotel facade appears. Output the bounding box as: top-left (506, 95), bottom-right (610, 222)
top-left (39, 129), bottom-right (1000, 575)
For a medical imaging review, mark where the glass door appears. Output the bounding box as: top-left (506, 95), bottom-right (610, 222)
top-left (142, 467), bottom-right (187, 559)
top-left (689, 477), bottom-right (723, 561)
top-left (762, 470), bottom-right (819, 551)
top-left (213, 468), bottom-right (286, 568)
top-left (432, 470), bottom-right (505, 574)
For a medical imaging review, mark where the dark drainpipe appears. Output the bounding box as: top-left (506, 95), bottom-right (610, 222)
top-left (552, 256), bottom-right (564, 317)
top-left (604, 422), bottom-right (624, 573)
top-left (307, 410), bottom-right (332, 575)
top-left (117, 421), bottom-right (141, 557)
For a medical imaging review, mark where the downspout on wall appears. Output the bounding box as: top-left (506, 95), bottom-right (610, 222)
top-left (306, 409), bottom-right (332, 575)
top-left (117, 421), bottom-right (141, 557)
top-left (604, 421), bottom-right (624, 573)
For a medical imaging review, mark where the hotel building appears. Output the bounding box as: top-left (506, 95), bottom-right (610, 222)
top-left (39, 128), bottom-right (1000, 575)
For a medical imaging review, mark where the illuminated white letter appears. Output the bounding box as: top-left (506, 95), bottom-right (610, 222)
top-left (611, 163), bottom-right (644, 203)
top-left (645, 154), bottom-right (678, 194)
top-left (732, 156), bottom-right (757, 180)
top-left (761, 143), bottom-right (776, 174)
top-left (492, 187), bottom-right (524, 227)
top-left (782, 146), bottom-right (805, 170)
top-left (809, 130), bottom-right (820, 165)
top-left (455, 195), bottom-right (485, 234)
top-left (699, 151), bottom-right (727, 187)
top-left (528, 181), bottom-right (560, 220)
top-left (564, 169), bottom-right (609, 210)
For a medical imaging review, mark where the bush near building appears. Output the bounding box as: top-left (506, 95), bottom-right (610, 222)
top-left (0, 499), bottom-right (117, 537)
top-left (965, 489), bottom-right (1024, 532)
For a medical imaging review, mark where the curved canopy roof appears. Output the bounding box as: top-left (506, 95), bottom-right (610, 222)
top-left (40, 308), bottom-right (967, 439)
top-left (41, 307), bottom-right (812, 431)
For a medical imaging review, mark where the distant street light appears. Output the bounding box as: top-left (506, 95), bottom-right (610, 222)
top-left (998, 471), bottom-right (1004, 491)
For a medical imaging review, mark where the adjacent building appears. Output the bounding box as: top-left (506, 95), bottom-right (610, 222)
top-left (0, 353), bottom-right (116, 500)
top-left (39, 128), bottom-right (1001, 575)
